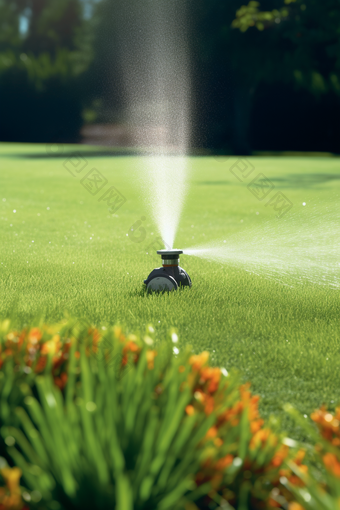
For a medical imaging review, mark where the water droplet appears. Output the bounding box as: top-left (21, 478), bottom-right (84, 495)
top-left (171, 333), bottom-right (178, 343)
top-left (4, 436), bottom-right (15, 446)
top-left (86, 401), bottom-right (97, 412)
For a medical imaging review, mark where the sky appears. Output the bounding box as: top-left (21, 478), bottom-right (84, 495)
top-left (18, 0), bottom-right (103, 36)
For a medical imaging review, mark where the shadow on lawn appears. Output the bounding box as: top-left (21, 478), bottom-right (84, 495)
top-left (2, 148), bottom-right (207, 159)
top-left (2, 149), bottom-right (144, 159)
top-left (269, 173), bottom-right (340, 188)
top-left (199, 173), bottom-right (340, 188)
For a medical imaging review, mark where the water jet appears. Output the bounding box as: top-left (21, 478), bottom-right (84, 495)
top-left (144, 249), bottom-right (192, 292)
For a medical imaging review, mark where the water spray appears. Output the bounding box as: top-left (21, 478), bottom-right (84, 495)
top-left (114, 0), bottom-right (190, 251)
top-left (144, 249), bottom-right (192, 292)
top-left (183, 205), bottom-right (340, 289)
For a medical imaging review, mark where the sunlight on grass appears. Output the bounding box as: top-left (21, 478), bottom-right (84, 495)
top-left (0, 143), bottom-right (339, 437)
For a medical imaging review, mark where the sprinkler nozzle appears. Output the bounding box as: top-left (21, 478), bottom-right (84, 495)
top-left (157, 249), bottom-right (182, 266)
top-left (144, 249), bottom-right (192, 292)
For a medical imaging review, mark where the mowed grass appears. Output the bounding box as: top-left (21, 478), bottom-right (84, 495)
top-left (1, 142), bottom-right (340, 438)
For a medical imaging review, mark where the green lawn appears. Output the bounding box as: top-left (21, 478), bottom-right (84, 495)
top-left (1, 142), bottom-right (340, 438)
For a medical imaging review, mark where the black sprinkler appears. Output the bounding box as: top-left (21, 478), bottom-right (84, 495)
top-left (144, 249), bottom-right (192, 292)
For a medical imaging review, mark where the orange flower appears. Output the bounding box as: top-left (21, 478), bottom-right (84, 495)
top-left (123, 341), bottom-right (140, 354)
top-left (204, 395), bottom-right (215, 415)
top-left (186, 405), bottom-right (195, 416)
top-left (294, 449), bottom-right (306, 465)
top-left (88, 328), bottom-right (101, 353)
top-left (54, 377), bottom-right (62, 389)
top-left (5, 331), bottom-right (26, 356)
top-left (286, 460), bottom-right (308, 488)
top-left (0, 466), bottom-right (25, 509)
top-left (250, 428), bottom-right (271, 450)
top-left (63, 339), bottom-right (72, 353)
top-left (41, 335), bottom-right (61, 356)
top-left (89, 327), bottom-right (101, 343)
top-left (52, 354), bottom-right (66, 372)
top-left (28, 327), bottom-right (42, 344)
top-left (120, 341), bottom-right (141, 367)
top-left (200, 367), bottom-right (221, 394)
top-left (215, 454), bottom-right (233, 471)
top-left (34, 356), bottom-right (47, 373)
top-left (239, 383), bottom-right (251, 401)
top-left (146, 350), bottom-right (157, 370)
top-left (268, 497), bottom-right (282, 508)
top-left (288, 503), bottom-right (305, 510)
top-left (271, 445), bottom-right (289, 467)
top-left (206, 426), bottom-right (218, 439)
top-left (323, 452), bottom-right (340, 478)
top-left (311, 406), bottom-right (340, 446)
top-left (0, 493), bottom-right (24, 510)
top-left (189, 351), bottom-right (209, 371)
top-left (54, 372), bottom-right (68, 390)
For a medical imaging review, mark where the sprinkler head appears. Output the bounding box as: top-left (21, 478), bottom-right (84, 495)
top-left (144, 249), bottom-right (192, 292)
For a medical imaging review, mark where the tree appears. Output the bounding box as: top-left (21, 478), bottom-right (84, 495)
top-left (0, 0), bottom-right (98, 142)
top-left (232, 0), bottom-right (340, 97)
top-left (190, 0), bottom-right (340, 153)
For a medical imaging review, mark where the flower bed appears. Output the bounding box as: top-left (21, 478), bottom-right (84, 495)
top-left (0, 319), bottom-right (339, 510)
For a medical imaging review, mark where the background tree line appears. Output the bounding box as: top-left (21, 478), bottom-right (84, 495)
top-left (0, 0), bottom-right (339, 153)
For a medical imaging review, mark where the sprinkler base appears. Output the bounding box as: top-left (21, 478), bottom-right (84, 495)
top-left (144, 249), bottom-right (192, 292)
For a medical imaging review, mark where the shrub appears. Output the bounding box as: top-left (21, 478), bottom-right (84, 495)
top-left (0, 50), bottom-right (84, 142)
top-left (281, 404), bottom-right (340, 510)
top-left (1, 323), bottom-right (237, 509)
top-left (0, 319), bottom-right (334, 510)
top-left (0, 318), bottom-right (103, 464)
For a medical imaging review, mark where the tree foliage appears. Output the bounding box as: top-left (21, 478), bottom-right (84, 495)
top-left (0, 0), bottom-right (98, 142)
top-left (232, 0), bottom-right (340, 96)
top-left (189, 0), bottom-right (340, 152)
